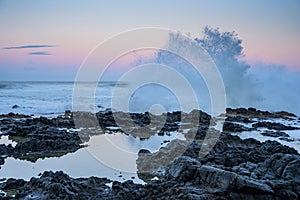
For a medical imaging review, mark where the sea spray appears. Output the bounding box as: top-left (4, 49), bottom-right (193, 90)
top-left (128, 27), bottom-right (300, 115)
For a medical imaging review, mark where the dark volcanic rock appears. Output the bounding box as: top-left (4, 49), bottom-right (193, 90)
top-left (223, 122), bottom-right (251, 132)
top-left (254, 153), bottom-right (300, 180)
top-left (5, 171), bottom-right (212, 200)
top-left (15, 171), bottom-right (112, 200)
top-left (252, 121), bottom-right (299, 130)
top-left (259, 140), bottom-right (298, 155)
top-left (0, 178), bottom-right (26, 190)
top-left (11, 105), bottom-right (19, 109)
top-left (165, 144), bottom-right (300, 199)
top-left (226, 115), bottom-right (254, 123)
top-left (226, 107), bottom-right (274, 118)
top-left (274, 111), bottom-right (297, 118)
top-left (196, 165), bottom-right (274, 195)
top-left (0, 144), bottom-right (14, 156)
top-left (0, 108), bottom-right (300, 199)
top-left (261, 130), bottom-right (290, 138)
top-left (199, 133), bottom-right (269, 167)
top-left (226, 107), bottom-right (297, 120)
top-left (137, 139), bottom-right (191, 181)
top-left (140, 130), bottom-right (300, 197)
top-left (185, 126), bottom-right (209, 140)
top-left (0, 114), bottom-right (84, 166)
top-left (139, 149), bottom-right (151, 154)
top-left (183, 109), bottom-right (212, 126)
top-left (0, 112), bottom-right (31, 119)
top-left (279, 137), bottom-right (295, 142)
top-left (167, 156), bottom-right (200, 181)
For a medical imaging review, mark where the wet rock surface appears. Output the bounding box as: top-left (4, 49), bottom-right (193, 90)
top-left (223, 122), bottom-right (252, 132)
top-left (0, 114), bottom-right (83, 166)
top-left (226, 107), bottom-right (297, 119)
top-left (0, 107), bottom-right (299, 199)
top-left (252, 121), bottom-right (299, 130)
top-left (261, 130), bottom-right (290, 138)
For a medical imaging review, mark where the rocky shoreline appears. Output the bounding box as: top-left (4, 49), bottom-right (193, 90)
top-left (0, 108), bottom-right (299, 199)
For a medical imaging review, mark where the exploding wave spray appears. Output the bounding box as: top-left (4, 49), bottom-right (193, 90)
top-left (129, 27), bottom-right (300, 116)
top-left (195, 27), bottom-right (300, 115)
top-left (248, 64), bottom-right (300, 115)
top-left (128, 45), bottom-right (212, 114)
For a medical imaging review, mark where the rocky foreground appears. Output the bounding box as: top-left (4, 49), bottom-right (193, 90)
top-left (0, 108), bottom-right (300, 199)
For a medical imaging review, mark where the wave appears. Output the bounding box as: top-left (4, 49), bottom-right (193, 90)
top-left (125, 28), bottom-right (300, 115)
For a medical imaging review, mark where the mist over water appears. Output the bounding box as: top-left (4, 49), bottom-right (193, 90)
top-left (127, 51), bottom-right (212, 114)
top-left (128, 28), bottom-right (300, 115)
top-left (248, 64), bottom-right (300, 115)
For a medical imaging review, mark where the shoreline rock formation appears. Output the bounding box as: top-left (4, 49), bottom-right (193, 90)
top-left (0, 107), bottom-right (299, 199)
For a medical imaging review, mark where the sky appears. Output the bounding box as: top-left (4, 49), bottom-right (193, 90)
top-left (0, 0), bottom-right (300, 81)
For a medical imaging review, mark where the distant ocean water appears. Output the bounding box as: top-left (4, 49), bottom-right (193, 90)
top-left (0, 81), bottom-right (182, 116)
top-left (0, 81), bottom-right (116, 116)
top-left (1, 81), bottom-right (298, 117)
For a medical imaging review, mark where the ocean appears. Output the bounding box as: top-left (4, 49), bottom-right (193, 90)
top-left (0, 81), bottom-right (184, 117)
top-left (0, 81), bottom-right (115, 116)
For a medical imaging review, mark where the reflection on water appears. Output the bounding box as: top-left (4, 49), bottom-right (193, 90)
top-left (0, 131), bottom-right (184, 184)
top-left (88, 131), bottom-right (183, 173)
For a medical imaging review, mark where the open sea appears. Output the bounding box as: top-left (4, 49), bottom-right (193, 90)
top-left (0, 81), bottom-right (116, 116)
top-left (0, 81), bottom-right (184, 117)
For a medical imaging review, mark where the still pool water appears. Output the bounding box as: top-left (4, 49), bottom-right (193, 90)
top-left (0, 131), bottom-right (185, 184)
